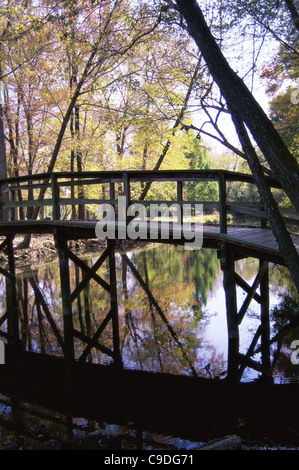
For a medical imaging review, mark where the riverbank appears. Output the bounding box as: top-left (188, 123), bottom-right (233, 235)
top-left (0, 416), bottom-right (299, 451)
top-left (0, 234), bottom-right (145, 268)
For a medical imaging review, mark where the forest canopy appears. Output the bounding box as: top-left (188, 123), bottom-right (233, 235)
top-left (0, 0), bottom-right (297, 179)
top-left (0, 0), bottom-right (299, 290)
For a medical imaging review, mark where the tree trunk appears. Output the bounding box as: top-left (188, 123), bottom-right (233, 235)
top-left (284, 0), bottom-right (299, 32)
top-left (0, 62), bottom-right (8, 222)
top-left (75, 103), bottom-right (85, 221)
top-left (230, 109), bottom-right (299, 293)
top-left (175, 0), bottom-right (299, 212)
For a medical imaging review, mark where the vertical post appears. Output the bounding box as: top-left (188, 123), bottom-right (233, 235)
top-left (6, 235), bottom-right (19, 347)
top-left (177, 180), bottom-right (183, 227)
top-left (110, 181), bottom-right (115, 201)
top-left (0, 86), bottom-right (9, 222)
top-left (0, 180), bottom-right (10, 223)
top-left (12, 187), bottom-right (18, 221)
top-left (218, 172), bottom-right (227, 234)
top-left (56, 230), bottom-right (74, 379)
top-left (260, 260), bottom-right (271, 382)
top-left (110, 181), bottom-right (116, 217)
top-left (0, 180), bottom-right (3, 222)
top-left (123, 172), bottom-right (130, 229)
top-left (78, 177), bottom-right (85, 221)
top-left (260, 203), bottom-right (267, 229)
top-left (108, 239), bottom-right (122, 369)
top-left (51, 173), bottom-right (60, 221)
top-left (221, 244), bottom-right (239, 382)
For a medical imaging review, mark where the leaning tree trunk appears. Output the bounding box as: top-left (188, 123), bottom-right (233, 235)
top-left (175, 0), bottom-right (299, 212)
top-left (175, 0), bottom-right (299, 292)
top-left (284, 0), bottom-right (299, 33)
top-left (0, 62), bottom-right (8, 222)
top-left (231, 110), bottom-right (299, 293)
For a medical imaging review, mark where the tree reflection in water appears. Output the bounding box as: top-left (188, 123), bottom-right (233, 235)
top-left (0, 243), bottom-right (297, 383)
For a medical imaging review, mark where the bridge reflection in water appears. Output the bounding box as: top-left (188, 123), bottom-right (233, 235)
top-left (0, 170), bottom-right (299, 442)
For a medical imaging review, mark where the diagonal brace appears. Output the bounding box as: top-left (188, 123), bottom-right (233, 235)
top-left (29, 276), bottom-right (65, 351)
top-left (238, 261), bottom-right (268, 325)
top-left (120, 249), bottom-right (198, 378)
top-left (78, 309), bottom-right (113, 362)
top-left (66, 247), bottom-right (110, 298)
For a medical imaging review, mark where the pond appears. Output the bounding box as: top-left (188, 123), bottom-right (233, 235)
top-left (2, 243), bottom-right (299, 380)
top-left (0, 242), bottom-right (299, 449)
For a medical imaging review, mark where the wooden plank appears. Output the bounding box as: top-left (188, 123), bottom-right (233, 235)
top-left (0, 169), bottom-right (282, 188)
top-left (0, 219), bottom-right (297, 262)
top-left (9, 182), bottom-right (51, 191)
top-left (282, 216), bottom-right (299, 226)
top-left (227, 204), bottom-right (267, 219)
top-left (3, 199), bottom-right (53, 208)
top-left (58, 197), bottom-right (105, 206)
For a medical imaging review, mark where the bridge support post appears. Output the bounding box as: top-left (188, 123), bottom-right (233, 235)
top-left (260, 260), bottom-right (272, 382)
top-left (6, 235), bottom-right (19, 347)
top-left (221, 244), bottom-right (239, 382)
top-left (108, 239), bottom-right (122, 369)
top-left (55, 229), bottom-right (75, 380)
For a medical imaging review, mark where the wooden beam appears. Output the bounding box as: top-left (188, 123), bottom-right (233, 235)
top-left (6, 235), bottom-right (19, 346)
top-left (237, 261), bottom-right (268, 324)
top-left (0, 265), bottom-right (15, 281)
top-left (0, 311), bottom-right (8, 328)
top-left (78, 310), bottom-right (113, 362)
top-left (221, 245), bottom-right (239, 382)
top-left (66, 247), bottom-right (110, 293)
top-left (234, 272), bottom-right (261, 303)
top-left (55, 230), bottom-right (74, 379)
top-left (51, 174), bottom-right (60, 220)
top-left (70, 247), bottom-right (110, 302)
top-left (238, 325), bottom-right (262, 379)
top-left (120, 247), bottom-right (198, 378)
top-left (260, 261), bottom-right (271, 380)
top-left (73, 328), bottom-right (114, 358)
top-left (108, 239), bottom-right (122, 368)
top-left (218, 173), bottom-right (227, 234)
top-left (29, 276), bottom-right (64, 351)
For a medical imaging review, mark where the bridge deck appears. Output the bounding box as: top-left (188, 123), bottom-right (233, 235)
top-left (0, 220), bottom-right (298, 265)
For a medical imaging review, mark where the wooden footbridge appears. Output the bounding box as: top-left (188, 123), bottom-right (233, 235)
top-left (0, 170), bottom-right (299, 438)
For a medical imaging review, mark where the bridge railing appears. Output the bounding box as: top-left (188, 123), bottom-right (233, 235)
top-left (0, 170), bottom-right (298, 233)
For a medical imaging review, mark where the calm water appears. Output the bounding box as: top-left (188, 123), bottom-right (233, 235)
top-left (2, 242), bottom-right (298, 383)
top-left (0, 242), bottom-right (299, 449)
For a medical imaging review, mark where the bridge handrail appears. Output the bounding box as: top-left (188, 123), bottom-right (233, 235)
top-left (0, 169), bottom-right (282, 186)
top-left (0, 170), bottom-right (298, 233)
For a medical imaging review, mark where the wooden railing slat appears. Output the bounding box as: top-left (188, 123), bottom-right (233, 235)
top-left (0, 170), bottom-right (297, 231)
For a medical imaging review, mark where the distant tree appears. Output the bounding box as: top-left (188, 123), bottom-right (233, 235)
top-left (183, 135), bottom-right (218, 202)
